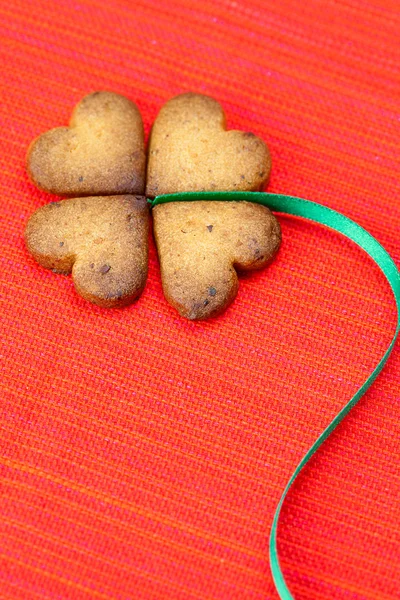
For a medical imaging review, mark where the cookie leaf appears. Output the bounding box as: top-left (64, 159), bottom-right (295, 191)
top-left (25, 195), bottom-right (149, 308)
top-left (146, 93), bottom-right (271, 197)
top-left (27, 91), bottom-right (146, 196)
top-left (153, 200), bottom-right (281, 320)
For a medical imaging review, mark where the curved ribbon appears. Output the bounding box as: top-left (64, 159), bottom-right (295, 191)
top-left (151, 191), bottom-right (400, 600)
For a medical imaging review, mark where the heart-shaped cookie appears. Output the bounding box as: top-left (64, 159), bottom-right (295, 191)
top-left (153, 200), bottom-right (281, 320)
top-left (25, 195), bottom-right (149, 308)
top-left (146, 92), bottom-right (270, 197)
top-left (27, 91), bottom-right (146, 196)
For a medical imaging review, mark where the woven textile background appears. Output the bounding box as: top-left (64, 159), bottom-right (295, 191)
top-left (1, 0), bottom-right (399, 598)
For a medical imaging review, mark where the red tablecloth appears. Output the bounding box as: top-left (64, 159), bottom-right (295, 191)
top-left (1, 1), bottom-right (399, 598)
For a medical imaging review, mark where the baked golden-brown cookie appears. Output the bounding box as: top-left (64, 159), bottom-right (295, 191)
top-left (153, 200), bottom-right (281, 320)
top-left (27, 91), bottom-right (146, 196)
top-left (146, 92), bottom-right (270, 197)
top-left (25, 195), bottom-right (149, 308)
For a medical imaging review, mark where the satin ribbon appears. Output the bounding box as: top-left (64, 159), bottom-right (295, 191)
top-left (151, 191), bottom-right (400, 600)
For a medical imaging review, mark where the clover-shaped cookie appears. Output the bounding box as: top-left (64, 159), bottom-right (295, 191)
top-left (27, 91), bottom-right (146, 196)
top-left (147, 93), bottom-right (281, 319)
top-left (25, 195), bottom-right (149, 308)
top-left (25, 91), bottom-right (280, 316)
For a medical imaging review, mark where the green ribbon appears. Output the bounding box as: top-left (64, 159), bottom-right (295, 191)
top-left (151, 191), bottom-right (400, 600)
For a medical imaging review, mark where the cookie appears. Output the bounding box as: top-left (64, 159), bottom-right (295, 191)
top-left (153, 200), bottom-right (281, 320)
top-left (146, 92), bottom-right (271, 197)
top-left (27, 91), bottom-right (146, 196)
top-left (25, 195), bottom-right (149, 308)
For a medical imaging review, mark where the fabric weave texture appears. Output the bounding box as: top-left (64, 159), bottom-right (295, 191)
top-left (0, 1), bottom-right (399, 599)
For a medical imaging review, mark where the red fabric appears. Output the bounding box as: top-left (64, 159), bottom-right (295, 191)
top-left (1, 1), bottom-right (399, 598)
